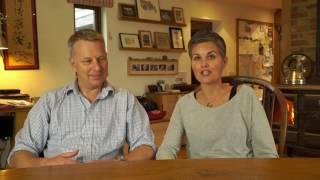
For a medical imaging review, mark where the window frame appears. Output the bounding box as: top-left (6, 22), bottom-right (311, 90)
top-left (74, 4), bottom-right (101, 32)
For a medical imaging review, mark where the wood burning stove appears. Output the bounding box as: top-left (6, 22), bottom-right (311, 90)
top-left (278, 85), bottom-right (320, 157)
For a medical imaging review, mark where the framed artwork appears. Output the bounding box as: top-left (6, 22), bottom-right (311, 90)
top-left (172, 7), bottom-right (185, 24)
top-left (154, 32), bottom-right (170, 49)
top-left (160, 9), bottom-right (173, 24)
top-left (138, 30), bottom-right (153, 48)
top-left (119, 33), bottom-right (140, 48)
top-left (118, 3), bottom-right (137, 18)
top-left (128, 58), bottom-right (178, 75)
top-left (236, 18), bottom-right (273, 81)
top-left (169, 27), bottom-right (185, 49)
top-left (3, 0), bottom-right (39, 70)
top-left (136, 0), bottom-right (160, 21)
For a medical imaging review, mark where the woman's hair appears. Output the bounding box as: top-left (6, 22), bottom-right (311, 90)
top-left (67, 29), bottom-right (104, 57)
top-left (188, 30), bottom-right (226, 58)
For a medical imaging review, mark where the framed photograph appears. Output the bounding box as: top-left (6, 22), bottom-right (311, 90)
top-left (172, 7), bottom-right (185, 24)
top-left (154, 32), bottom-right (170, 49)
top-left (136, 0), bottom-right (160, 21)
top-left (3, 0), bottom-right (39, 70)
top-left (160, 9), bottom-right (173, 24)
top-left (119, 33), bottom-right (140, 48)
top-left (169, 27), bottom-right (185, 49)
top-left (128, 58), bottom-right (178, 75)
top-left (119, 3), bottom-right (137, 18)
top-left (138, 30), bottom-right (153, 48)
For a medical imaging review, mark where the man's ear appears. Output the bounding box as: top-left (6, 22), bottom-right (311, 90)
top-left (70, 58), bottom-right (76, 71)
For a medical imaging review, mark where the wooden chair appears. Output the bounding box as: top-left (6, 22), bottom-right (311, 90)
top-left (222, 76), bottom-right (288, 157)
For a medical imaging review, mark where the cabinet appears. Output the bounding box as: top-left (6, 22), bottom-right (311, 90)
top-left (146, 92), bottom-right (187, 120)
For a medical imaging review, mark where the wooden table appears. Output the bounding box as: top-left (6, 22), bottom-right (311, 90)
top-left (1, 158), bottom-right (320, 179)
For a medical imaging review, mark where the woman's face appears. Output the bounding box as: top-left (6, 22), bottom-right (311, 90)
top-left (191, 41), bottom-right (227, 85)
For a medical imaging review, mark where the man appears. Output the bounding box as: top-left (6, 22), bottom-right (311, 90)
top-left (8, 29), bottom-right (156, 168)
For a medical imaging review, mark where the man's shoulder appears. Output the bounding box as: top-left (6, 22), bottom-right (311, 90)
top-left (109, 85), bottom-right (133, 97)
top-left (38, 84), bottom-right (71, 104)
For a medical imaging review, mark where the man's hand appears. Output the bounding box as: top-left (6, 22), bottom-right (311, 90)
top-left (39, 150), bottom-right (79, 166)
top-left (125, 145), bottom-right (155, 160)
top-left (9, 150), bottom-right (79, 168)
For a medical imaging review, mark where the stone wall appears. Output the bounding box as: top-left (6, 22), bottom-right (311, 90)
top-left (281, 0), bottom-right (319, 84)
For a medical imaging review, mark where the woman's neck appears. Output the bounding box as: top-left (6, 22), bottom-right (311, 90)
top-left (197, 82), bottom-right (231, 107)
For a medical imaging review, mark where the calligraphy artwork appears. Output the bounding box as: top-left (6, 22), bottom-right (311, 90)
top-left (3, 0), bottom-right (39, 70)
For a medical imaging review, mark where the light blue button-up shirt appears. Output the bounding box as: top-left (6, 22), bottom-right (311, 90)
top-left (9, 81), bottom-right (155, 163)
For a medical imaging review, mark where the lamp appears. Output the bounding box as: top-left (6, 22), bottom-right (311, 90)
top-left (0, 12), bottom-right (7, 50)
top-left (0, 34), bottom-right (8, 50)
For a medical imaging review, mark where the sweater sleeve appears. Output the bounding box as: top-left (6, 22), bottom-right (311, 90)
top-left (156, 100), bottom-right (184, 159)
top-left (247, 88), bottom-right (279, 158)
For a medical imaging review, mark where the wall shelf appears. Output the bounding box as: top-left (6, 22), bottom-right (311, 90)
top-left (119, 16), bottom-right (186, 27)
top-left (120, 47), bottom-right (186, 53)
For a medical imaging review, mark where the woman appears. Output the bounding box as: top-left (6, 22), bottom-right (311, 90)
top-left (156, 31), bottom-right (278, 159)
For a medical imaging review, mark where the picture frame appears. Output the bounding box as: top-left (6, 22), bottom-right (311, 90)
top-left (236, 18), bottom-right (273, 81)
top-left (172, 7), bottom-right (185, 24)
top-left (136, 0), bottom-right (160, 21)
top-left (118, 3), bottom-right (137, 18)
top-left (154, 32), bottom-right (170, 49)
top-left (119, 33), bottom-right (140, 48)
top-left (169, 27), bottom-right (185, 49)
top-left (128, 58), bottom-right (178, 75)
top-left (160, 9), bottom-right (173, 24)
top-left (138, 30), bottom-right (153, 48)
top-left (3, 0), bottom-right (39, 70)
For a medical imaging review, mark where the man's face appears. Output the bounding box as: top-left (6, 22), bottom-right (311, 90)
top-left (70, 40), bottom-right (108, 91)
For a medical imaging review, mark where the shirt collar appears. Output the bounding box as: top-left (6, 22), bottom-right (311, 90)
top-left (66, 79), bottom-right (114, 98)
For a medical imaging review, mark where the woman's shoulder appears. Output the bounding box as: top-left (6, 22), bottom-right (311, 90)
top-left (174, 91), bottom-right (197, 106)
top-left (237, 84), bottom-right (256, 95)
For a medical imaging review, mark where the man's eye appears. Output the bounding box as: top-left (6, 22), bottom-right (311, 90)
top-left (82, 59), bottom-right (91, 64)
top-left (97, 56), bottom-right (107, 61)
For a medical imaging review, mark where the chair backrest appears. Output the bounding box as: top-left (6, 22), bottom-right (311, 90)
top-left (222, 76), bottom-right (288, 157)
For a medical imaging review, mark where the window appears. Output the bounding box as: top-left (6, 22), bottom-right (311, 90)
top-left (74, 4), bottom-right (101, 32)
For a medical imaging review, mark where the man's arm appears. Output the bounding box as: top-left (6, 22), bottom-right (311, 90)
top-left (9, 150), bottom-right (79, 168)
top-left (124, 145), bottom-right (154, 160)
top-left (124, 92), bottom-right (157, 159)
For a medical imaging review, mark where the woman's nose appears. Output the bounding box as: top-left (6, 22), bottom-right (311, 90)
top-left (200, 59), bottom-right (209, 68)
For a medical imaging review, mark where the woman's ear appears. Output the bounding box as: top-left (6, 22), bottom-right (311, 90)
top-left (223, 57), bottom-right (228, 65)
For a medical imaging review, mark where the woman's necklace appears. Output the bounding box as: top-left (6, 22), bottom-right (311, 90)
top-left (206, 102), bottom-right (214, 107)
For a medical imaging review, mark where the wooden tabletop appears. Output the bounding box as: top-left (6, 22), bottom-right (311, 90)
top-left (1, 158), bottom-right (320, 180)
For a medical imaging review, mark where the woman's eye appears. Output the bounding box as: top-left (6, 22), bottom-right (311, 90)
top-left (208, 54), bottom-right (216, 60)
top-left (192, 56), bottom-right (201, 61)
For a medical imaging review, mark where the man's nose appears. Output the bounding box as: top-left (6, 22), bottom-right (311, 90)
top-left (92, 59), bottom-right (102, 70)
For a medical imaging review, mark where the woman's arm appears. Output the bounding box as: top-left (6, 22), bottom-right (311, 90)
top-left (156, 101), bottom-right (184, 160)
top-left (248, 88), bottom-right (279, 158)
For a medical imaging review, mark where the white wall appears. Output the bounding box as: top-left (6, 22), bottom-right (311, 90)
top-left (0, 0), bottom-right (275, 97)
top-left (0, 0), bottom-right (74, 97)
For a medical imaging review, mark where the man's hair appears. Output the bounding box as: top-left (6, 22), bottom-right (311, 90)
top-left (188, 30), bottom-right (226, 58)
top-left (68, 29), bottom-right (105, 57)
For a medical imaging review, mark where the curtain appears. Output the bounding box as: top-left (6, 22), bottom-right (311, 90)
top-left (67, 0), bottom-right (113, 7)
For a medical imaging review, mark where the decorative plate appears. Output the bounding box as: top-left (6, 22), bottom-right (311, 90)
top-left (281, 53), bottom-right (313, 78)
